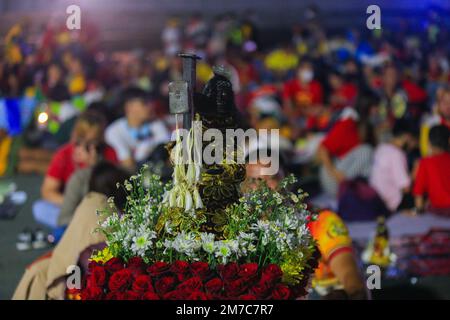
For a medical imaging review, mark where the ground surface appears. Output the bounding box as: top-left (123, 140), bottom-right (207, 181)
top-left (0, 174), bottom-right (50, 300)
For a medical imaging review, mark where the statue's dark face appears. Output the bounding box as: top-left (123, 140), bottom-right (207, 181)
top-left (202, 74), bottom-right (235, 115)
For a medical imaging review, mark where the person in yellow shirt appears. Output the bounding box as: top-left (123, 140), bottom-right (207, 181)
top-left (420, 86), bottom-right (450, 156)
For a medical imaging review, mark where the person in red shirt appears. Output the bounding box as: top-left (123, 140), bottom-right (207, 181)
top-left (413, 125), bottom-right (450, 215)
top-left (282, 60), bottom-right (324, 130)
top-left (317, 108), bottom-right (376, 196)
top-left (33, 111), bottom-right (118, 228)
top-left (328, 71), bottom-right (358, 111)
top-left (320, 116), bottom-right (360, 159)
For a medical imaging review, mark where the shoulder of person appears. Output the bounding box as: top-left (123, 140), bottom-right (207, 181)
top-left (80, 191), bottom-right (108, 209)
top-left (106, 117), bottom-right (127, 132)
top-left (52, 143), bottom-right (73, 160)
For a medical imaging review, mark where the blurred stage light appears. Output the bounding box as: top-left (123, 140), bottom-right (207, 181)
top-left (37, 112), bottom-right (49, 124)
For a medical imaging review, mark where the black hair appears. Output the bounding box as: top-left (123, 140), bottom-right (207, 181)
top-left (121, 86), bottom-right (152, 107)
top-left (358, 120), bottom-right (377, 147)
top-left (87, 101), bottom-right (112, 125)
top-left (88, 161), bottom-right (131, 210)
top-left (354, 90), bottom-right (380, 120)
top-left (429, 125), bottom-right (450, 151)
top-left (392, 119), bottom-right (415, 138)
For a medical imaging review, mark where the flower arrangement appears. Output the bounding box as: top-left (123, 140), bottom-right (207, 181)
top-left (82, 257), bottom-right (307, 300)
top-left (80, 126), bottom-right (319, 300)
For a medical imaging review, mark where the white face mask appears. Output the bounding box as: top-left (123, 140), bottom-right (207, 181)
top-left (299, 69), bottom-right (314, 83)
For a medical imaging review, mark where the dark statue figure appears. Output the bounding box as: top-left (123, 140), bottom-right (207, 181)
top-left (194, 66), bottom-right (246, 237)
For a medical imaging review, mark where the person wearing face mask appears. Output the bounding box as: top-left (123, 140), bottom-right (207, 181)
top-left (282, 60), bottom-right (324, 132)
top-left (369, 119), bottom-right (415, 213)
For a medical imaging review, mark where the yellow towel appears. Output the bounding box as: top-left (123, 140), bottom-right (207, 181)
top-left (0, 136), bottom-right (12, 176)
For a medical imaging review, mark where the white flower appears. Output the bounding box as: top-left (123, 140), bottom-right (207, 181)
top-left (202, 242), bottom-right (215, 254)
top-left (130, 229), bottom-right (156, 256)
top-left (283, 216), bottom-right (298, 230)
top-left (171, 231), bottom-right (201, 257)
top-left (124, 181), bottom-right (133, 191)
top-left (215, 243), bottom-right (232, 263)
top-left (290, 193), bottom-right (299, 203)
top-left (251, 220), bottom-right (270, 231)
top-left (164, 221), bottom-right (174, 235)
top-left (200, 232), bottom-right (215, 254)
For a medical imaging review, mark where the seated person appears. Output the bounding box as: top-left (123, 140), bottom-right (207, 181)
top-left (57, 167), bottom-right (92, 227)
top-left (413, 125), bottom-right (450, 216)
top-left (370, 119), bottom-right (415, 213)
top-left (13, 161), bottom-right (129, 300)
top-left (105, 87), bottom-right (170, 172)
top-left (317, 108), bottom-right (375, 197)
top-left (420, 86), bottom-right (450, 156)
top-left (243, 150), bottom-right (369, 300)
top-left (282, 60), bottom-right (325, 132)
top-left (33, 111), bottom-right (118, 229)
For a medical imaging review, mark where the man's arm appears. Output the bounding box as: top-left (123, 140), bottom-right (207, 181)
top-left (105, 123), bottom-right (135, 171)
top-left (41, 176), bottom-right (64, 205)
top-left (329, 251), bottom-right (369, 299)
top-left (317, 145), bottom-right (346, 182)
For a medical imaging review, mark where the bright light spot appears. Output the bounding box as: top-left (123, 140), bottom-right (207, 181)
top-left (38, 112), bottom-right (49, 124)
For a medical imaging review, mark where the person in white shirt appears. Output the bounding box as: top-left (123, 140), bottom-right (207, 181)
top-left (105, 87), bottom-right (170, 171)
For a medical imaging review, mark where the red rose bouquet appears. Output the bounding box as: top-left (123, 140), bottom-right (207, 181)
top-left (81, 257), bottom-right (318, 300)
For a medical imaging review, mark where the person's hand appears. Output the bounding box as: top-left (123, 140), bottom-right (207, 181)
top-left (73, 143), bottom-right (98, 167)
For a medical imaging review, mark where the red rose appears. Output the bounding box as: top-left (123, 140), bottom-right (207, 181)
top-left (170, 260), bottom-right (190, 274)
top-left (177, 276), bottom-right (203, 293)
top-left (205, 278), bottom-right (223, 294)
top-left (187, 291), bottom-right (208, 300)
top-left (132, 275), bottom-right (154, 293)
top-left (105, 291), bottom-right (125, 300)
top-left (89, 265), bottom-right (106, 287)
top-left (225, 278), bottom-right (248, 298)
top-left (250, 282), bottom-right (271, 299)
top-left (239, 294), bottom-right (257, 300)
top-left (262, 264), bottom-right (283, 284)
top-left (142, 291), bottom-right (160, 300)
top-left (81, 286), bottom-right (103, 300)
top-left (105, 257), bottom-right (124, 273)
top-left (124, 290), bottom-right (141, 300)
top-left (147, 261), bottom-right (170, 277)
top-left (108, 268), bottom-right (132, 292)
top-left (238, 263), bottom-right (259, 280)
top-left (155, 275), bottom-right (177, 294)
top-left (88, 260), bottom-right (102, 271)
top-left (163, 290), bottom-right (187, 300)
top-left (128, 257), bottom-right (145, 269)
top-left (217, 262), bottom-right (239, 281)
top-left (128, 257), bottom-right (146, 276)
top-left (190, 261), bottom-right (210, 278)
top-left (271, 284), bottom-right (291, 300)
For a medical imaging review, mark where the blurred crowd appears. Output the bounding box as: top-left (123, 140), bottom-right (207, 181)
top-left (2, 6), bottom-right (450, 300)
top-left (1, 9), bottom-right (450, 225)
